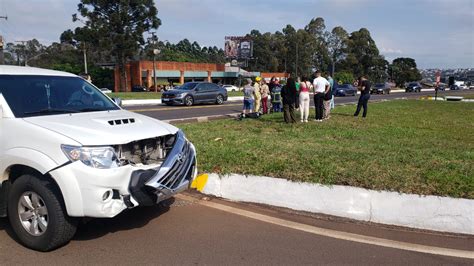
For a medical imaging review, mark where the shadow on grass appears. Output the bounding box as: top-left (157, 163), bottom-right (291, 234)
top-left (331, 113), bottom-right (354, 117)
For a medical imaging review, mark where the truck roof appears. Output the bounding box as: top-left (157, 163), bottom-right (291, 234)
top-left (0, 65), bottom-right (77, 77)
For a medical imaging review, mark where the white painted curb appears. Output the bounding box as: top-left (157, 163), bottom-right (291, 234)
top-left (201, 174), bottom-right (474, 235)
top-left (123, 99), bottom-right (162, 106)
top-left (122, 97), bottom-right (244, 107)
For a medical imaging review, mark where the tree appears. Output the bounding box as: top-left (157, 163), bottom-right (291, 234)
top-left (72, 0), bottom-right (161, 91)
top-left (3, 39), bottom-right (46, 66)
top-left (334, 71), bottom-right (354, 85)
top-left (389, 57), bottom-right (422, 87)
top-left (327, 26), bottom-right (349, 75)
top-left (338, 28), bottom-right (387, 81)
top-left (305, 17), bottom-right (331, 73)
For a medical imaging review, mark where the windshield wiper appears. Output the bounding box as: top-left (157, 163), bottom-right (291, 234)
top-left (78, 107), bottom-right (108, 112)
top-left (24, 108), bottom-right (80, 115)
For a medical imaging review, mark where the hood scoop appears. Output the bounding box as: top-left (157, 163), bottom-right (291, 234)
top-left (108, 118), bottom-right (136, 126)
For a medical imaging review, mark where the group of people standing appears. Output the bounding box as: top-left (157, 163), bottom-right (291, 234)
top-left (241, 70), bottom-right (371, 122)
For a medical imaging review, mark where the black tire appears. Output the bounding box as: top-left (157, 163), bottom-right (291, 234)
top-left (216, 94), bottom-right (224, 105)
top-left (8, 174), bottom-right (77, 251)
top-left (184, 95), bottom-right (194, 106)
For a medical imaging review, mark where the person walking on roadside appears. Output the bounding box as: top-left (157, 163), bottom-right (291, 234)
top-left (260, 79), bottom-right (270, 114)
top-left (312, 70), bottom-right (330, 122)
top-left (323, 73), bottom-right (334, 120)
top-left (299, 77), bottom-right (311, 123)
top-left (242, 78), bottom-right (255, 117)
top-left (354, 75), bottom-right (372, 118)
top-left (254, 77), bottom-right (262, 113)
top-left (282, 76), bottom-right (297, 123)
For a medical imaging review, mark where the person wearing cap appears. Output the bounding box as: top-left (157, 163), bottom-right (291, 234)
top-left (312, 70), bottom-right (330, 121)
top-left (254, 77), bottom-right (262, 113)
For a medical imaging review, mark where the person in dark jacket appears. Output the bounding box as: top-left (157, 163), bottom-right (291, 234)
top-left (354, 75), bottom-right (372, 117)
top-left (281, 75), bottom-right (297, 123)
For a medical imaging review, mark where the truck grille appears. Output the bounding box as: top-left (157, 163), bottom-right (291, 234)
top-left (155, 141), bottom-right (194, 190)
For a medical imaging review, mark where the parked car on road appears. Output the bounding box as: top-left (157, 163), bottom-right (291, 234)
top-left (131, 85), bottom-right (148, 92)
top-left (162, 82), bottom-right (228, 106)
top-left (0, 66), bottom-right (197, 251)
top-left (371, 83), bottom-right (391, 94)
top-left (335, 84), bottom-right (357, 96)
top-left (436, 84), bottom-right (446, 91)
top-left (222, 84), bottom-right (240, 92)
top-left (405, 82), bottom-right (422, 92)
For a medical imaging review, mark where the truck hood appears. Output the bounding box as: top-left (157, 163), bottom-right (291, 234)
top-left (23, 110), bottom-right (179, 146)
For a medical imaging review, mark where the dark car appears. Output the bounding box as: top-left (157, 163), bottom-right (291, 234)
top-left (371, 83), bottom-right (391, 94)
top-left (161, 82), bottom-right (228, 106)
top-left (436, 84), bottom-right (446, 91)
top-left (132, 85), bottom-right (148, 92)
top-left (405, 82), bottom-right (422, 92)
top-left (335, 84), bottom-right (357, 96)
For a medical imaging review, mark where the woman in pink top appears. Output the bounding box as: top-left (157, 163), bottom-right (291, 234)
top-left (299, 77), bottom-right (311, 122)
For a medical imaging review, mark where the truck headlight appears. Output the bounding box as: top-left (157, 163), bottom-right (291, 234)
top-left (61, 145), bottom-right (119, 169)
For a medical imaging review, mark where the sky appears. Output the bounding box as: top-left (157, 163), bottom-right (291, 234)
top-left (0, 0), bottom-right (472, 69)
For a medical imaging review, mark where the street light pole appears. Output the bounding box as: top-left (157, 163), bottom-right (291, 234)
top-left (153, 48), bottom-right (161, 93)
top-left (83, 42), bottom-right (88, 74)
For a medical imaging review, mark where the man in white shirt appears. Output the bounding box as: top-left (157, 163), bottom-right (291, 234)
top-left (312, 70), bottom-right (330, 121)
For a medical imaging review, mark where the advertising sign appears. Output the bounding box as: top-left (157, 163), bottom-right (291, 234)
top-left (225, 36), bottom-right (253, 59)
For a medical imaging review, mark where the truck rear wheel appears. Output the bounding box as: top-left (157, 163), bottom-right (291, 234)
top-left (7, 174), bottom-right (77, 251)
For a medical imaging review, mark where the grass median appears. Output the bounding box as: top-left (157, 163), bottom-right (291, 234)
top-left (180, 100), bottom-right (474, 199)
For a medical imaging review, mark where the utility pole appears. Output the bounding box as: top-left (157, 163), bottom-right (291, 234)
top-left (295, 43), bottom-right (298, 77)
top-left (0, 15), bottom-right (7, 65)
top-left (148, 32), bottom-right (159, 92)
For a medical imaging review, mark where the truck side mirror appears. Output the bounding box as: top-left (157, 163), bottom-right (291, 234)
top-left (113, 98), bottom-right (122, 107)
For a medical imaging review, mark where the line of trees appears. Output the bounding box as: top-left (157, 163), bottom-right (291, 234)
top-left (2, 2), bottom-right (421, 90)
top-left (245, 17), bottom-right (418, 85)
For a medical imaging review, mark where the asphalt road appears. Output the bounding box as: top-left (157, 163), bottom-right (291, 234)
top-left (1, 90), bottom-right (472, 263)
top-left (0, 193), bottom-right (472, 264)
top-left (126, 90), bottom-right (474, 122)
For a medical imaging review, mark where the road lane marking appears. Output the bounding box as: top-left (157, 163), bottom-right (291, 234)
top-left (131, 103), bottom-right (242, 112)
top-left (176, 194), bottom-right (474, 259)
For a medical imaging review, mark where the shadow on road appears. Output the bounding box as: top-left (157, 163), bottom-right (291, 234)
top-left (73, 197), bottom-right (175, 241)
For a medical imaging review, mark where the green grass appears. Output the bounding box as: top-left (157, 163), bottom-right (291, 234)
top-left (462, 94), bottom-right (474, 99)
top-left (180, 100), bottom-right (474, 199)
top-left (108, 91), bottom-right (242, 100)
top-left (108, 92), bottom-right (162, 100)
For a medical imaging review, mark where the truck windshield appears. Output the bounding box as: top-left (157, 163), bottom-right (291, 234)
top-left (0, 75), bottom-right (120, 118)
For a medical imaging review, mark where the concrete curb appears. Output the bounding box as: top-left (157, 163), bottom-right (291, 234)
top-left (198, 173), bottom-right (474, 235)
top-left (164, 113), bottom-right (240, 124)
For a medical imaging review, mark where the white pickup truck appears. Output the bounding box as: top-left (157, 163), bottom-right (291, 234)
top-left (0, 66), bottom-right (197, 251)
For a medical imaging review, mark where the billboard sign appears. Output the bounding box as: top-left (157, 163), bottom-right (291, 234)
top-left (225, 36), bottom-right (253, 59)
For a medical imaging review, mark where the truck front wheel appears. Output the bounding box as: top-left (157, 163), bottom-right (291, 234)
top-left (7, 174), bottom-right (77, 251)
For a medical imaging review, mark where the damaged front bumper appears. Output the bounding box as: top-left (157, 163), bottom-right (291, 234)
top-left (49, 131), bottom-right (197, 218)
top-left (126, 130), bottom-right (197, 207)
